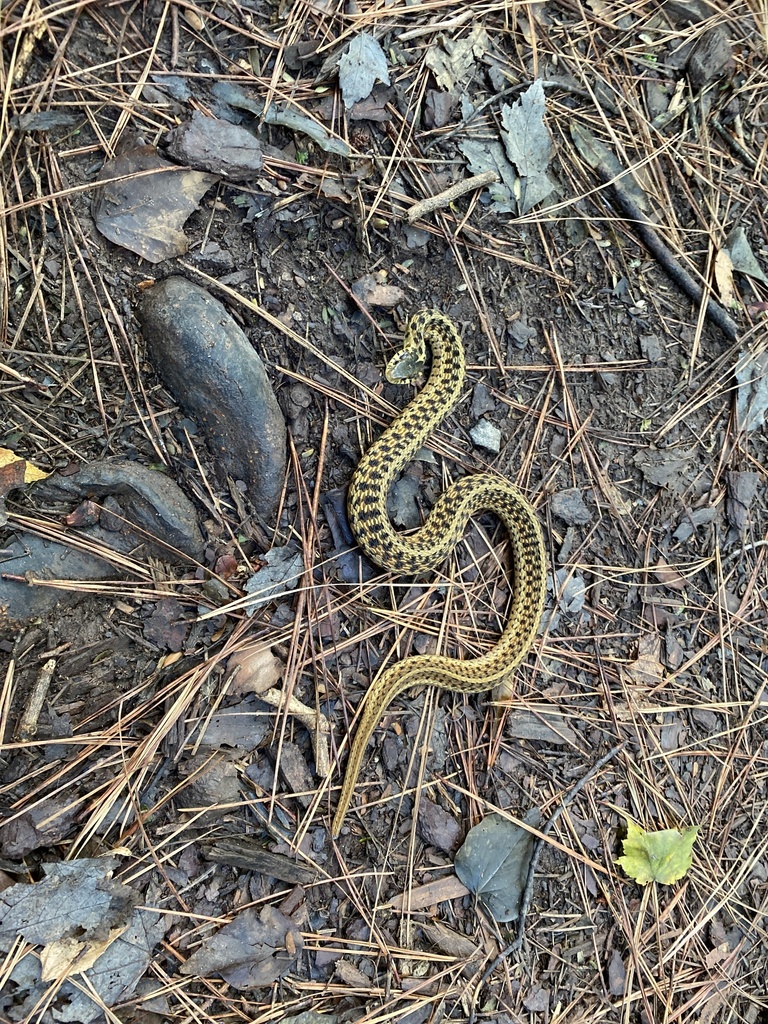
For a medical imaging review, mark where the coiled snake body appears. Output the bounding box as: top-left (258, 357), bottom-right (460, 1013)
top-left (332, 309), bottom-right (546, 836)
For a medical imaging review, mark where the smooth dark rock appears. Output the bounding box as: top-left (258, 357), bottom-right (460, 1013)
top-left (137, 277), bottom-right (286, 518)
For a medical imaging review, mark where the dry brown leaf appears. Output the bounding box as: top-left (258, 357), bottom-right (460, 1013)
top-left (40, 926), bottom-right (127, 982)
top-left (386, 874), bottom-right (469, 912)
top-left (228, 647), bottom-right (283, 694)
top-left (624, 634), bottom-right (664, 687)
top-left (714, 247), bottom-right (736, 308)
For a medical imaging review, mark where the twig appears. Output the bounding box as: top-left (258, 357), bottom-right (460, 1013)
top-left (595, 166), bottom-right (740, 342)
top-left (406, 170), bottom-right (499, 223)
top-left (259, 686), bottom-right (332, 778)
top-left (16, 658), bottom-right (56, 740)
top-left (711, 118), bottom-right (758, 172)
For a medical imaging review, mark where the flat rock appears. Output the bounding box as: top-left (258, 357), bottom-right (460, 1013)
top-left (1, 461), bottom-right (204, 629)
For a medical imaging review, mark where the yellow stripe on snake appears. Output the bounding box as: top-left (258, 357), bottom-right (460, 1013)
top-left (332, 309), bottom-right (546, 837)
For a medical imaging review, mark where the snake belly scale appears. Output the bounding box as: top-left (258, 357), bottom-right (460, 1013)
top-left (332, 309), bottom-right (546, 837)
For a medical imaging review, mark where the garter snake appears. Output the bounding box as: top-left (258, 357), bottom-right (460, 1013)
top-left (332, 309), bottom-right (546, 837)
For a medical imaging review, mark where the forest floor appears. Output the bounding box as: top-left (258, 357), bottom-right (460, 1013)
top-left (1, 1), bottom-right (768, 1023)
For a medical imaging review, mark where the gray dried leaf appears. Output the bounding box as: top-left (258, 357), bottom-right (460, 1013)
top-left (500, 81), bottom-right (554, 214)
top-left (734, 349), bottom-right (768, 433)
top-left (210, 81), bottom-right (350, 157)
top-left (339, 33), bottom-right (390, 109)
top-left (424, 25), bottom-right (490, 91)
top-left (726, 470), bottom-right (760, 531)
top-left (0, 858), bottom-right (166, 1022)
top-left (278, 739), bottom-right (315, 809)
top-left (244, 546), bottom-right (304, 615)
top-left (725, 226), bottom-right (768, 285)
top-left (633, 446), bottom-right (696, 488)
top-left (263, 104), bottom-right (351, 156)
top-left (506, 709), bottom-right (579, 745)
top-left (0, 795), bottom-right (77, 858)
top-left (180, 752), bottom-right (242, 812)
top-left (454, 810), bottom-right (541, 922)
top-left (672, 506), bottom-right (717, 542)
top-left (458, 137), bottom-right (518, 213)
top-left (202, 837), bottom-right (316, 884)
top-left (686, 25), bottom-right (733, 88)
top-left (196, 695), bottom-right (271, 751)
top-left (92, 141), bottom-right (216, 262)
top-left (0, 857), bottom-right (134, 948)
top-left (284, 1013), bottom-right (340, 1024)
top-left (351, 272), bottom-right (405, 308)
top-left (180, 906), bottom-right (302, 989)
top-left (419, 920), bottom-right (480, 960)
top-left (608, 948), bottom-right (627, 995)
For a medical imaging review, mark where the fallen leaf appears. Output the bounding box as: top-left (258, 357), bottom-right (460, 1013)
top-left (624, 634), bottom-right (664, 687)
top-left (734, 348), bottom-right (768, 433)
top-left (40, 926), bottom-right (127, 982)
top-left (243, 545), bottom-right (305, 614)
top-left (143, 597), bottom-right (189, 652)
top-left (92, 138), bottom-right (217, 262)
top-left (500, 80), bottom-right (554, 213)
top-left (454, 810), bottom-right (541, 922)
top-left (228, 647), bottom-right (283, 694)
top-left (617, 819), bottom-right (699, 885)
top-left (633, 446), bottom-right (696, 489)
top-left (459, 136), bottom-right (519, 214)
top-left (180, 905), bottom-right (302, 990)
top-left (608, 948), bottom-right (626, 995)
top-left (503, 709), bottom-right (579, 745)
top-left (0, 447), bottom-right (50, 525)
top-left (338, 33), bottom-right (390, 109)
top-left (726, 470), bottom-right (759, 532)
top-left (652, 560), bottom-right (687, 590)
top-left (351, 271), bottom-right (405, 308)
top-left (725, 225), bottom-right (768, 285)
top-left (425, 24), bottom-right (490, 91)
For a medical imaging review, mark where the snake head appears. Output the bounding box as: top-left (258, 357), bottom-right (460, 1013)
top-left (385, 347), bottom-right (425, 384)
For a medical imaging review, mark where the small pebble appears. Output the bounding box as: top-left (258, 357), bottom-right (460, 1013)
top-left (470, 419), bottom-right (501, 452)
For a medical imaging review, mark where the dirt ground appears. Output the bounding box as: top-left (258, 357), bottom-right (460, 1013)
top-left (2, 1), bottom-right (768, 1022)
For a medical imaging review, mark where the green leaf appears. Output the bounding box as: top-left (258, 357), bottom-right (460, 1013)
top-left (618, 820), bottom-right (699, 885)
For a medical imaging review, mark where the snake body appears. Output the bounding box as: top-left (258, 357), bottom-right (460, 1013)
top-left (332, 309), bottom-right (546, 837)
